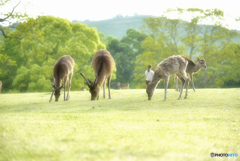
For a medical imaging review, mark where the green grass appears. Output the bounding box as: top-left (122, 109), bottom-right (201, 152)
top-left (0, 88), bottom-right (240, 161)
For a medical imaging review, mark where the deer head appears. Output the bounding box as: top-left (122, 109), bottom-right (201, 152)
top-left (146, 83), bottom-right (155, 100)
top-left (197, 57), bottom-right (207, 69)
top-left (80, 73), bottom-right (100, 100)
top-left (49, 84), bottom-right (63, 102)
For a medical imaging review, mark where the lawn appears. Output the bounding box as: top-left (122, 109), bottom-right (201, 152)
top-left (0, 88), bottom-right (239, 161)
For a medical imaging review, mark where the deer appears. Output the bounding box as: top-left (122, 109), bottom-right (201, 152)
top-left (146, 55), bottom-right (189, 101)
top-left (0, 81), bottom-right (2, 94)
top-left (80, 50), bottom-right (115, 100)
top-left (117, 82), bottom-right (129, 89)
top-left (174, 56), bottom-right (207, 92)
top-left (49, 55), bottom-right (75, 102)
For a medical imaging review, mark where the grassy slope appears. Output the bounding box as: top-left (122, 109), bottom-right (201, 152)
top-left (0, 88), bottom-right (239, 161)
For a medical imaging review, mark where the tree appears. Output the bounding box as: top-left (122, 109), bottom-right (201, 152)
top-left (107, 29), bottom-right (147, 87)
top-left (0, 0), bottom-right (27, 38)
top-left (134, 36), bottom-right (166, 88)
top-left (0, 0), bottom-right (29, 92)
top-left (134, 8), bottom-right (240, 88)
top-left (196, 9), bottom-right (239, 87)
top-left (133, 16), bottom-right (186, 88)
top-left (2, 16), bottom-right (108, 92)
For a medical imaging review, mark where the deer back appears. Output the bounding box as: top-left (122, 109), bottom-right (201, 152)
top-left (92, 50), bottom-right (115, 86)
top-left (158, 55), bottom-right (188, 76)
top-left (53, 55), bottom-right (75, 87)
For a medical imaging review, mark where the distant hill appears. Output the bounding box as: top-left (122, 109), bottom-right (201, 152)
top-left (73, 15), bottom-right (153, 39)
top-left (73, 15), bottom-right (240, 43)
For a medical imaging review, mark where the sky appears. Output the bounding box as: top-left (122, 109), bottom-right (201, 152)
top-left (2, 0), bottom-right (240, 30)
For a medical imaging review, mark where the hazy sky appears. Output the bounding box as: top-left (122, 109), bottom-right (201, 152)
top-left (2, 0), bottom-right (240, 30)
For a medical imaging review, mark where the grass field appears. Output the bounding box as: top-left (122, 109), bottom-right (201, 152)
top-left (0, 88), bottom-right (239, 161)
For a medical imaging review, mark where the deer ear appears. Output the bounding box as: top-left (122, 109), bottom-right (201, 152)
top-left (197, 57), bottom-right (200, 62)
top-left (52, 84), bottom-right (55, 89)
top-left (80, 73), bottom-right (91, 86)
top-left (94, 74), bottom-right (98, 85)
top-left (85, 82), bottom-right (92, 88)
top-left (88, 79), bottom-right (93, 84)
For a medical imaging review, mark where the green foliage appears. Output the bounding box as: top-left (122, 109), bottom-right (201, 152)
top-left (134, 8), bottom-right (240, 88)
top-left (134, 36), bottom-right (168, 88)
top-left (1, 16), bottom-right (107, 92)
top-left (0, 37), bottom-right (18, 91)
top-left (107, 29), bottom-right (147, 87)
top-left (1, 9), bottom-right (240, 91)
top-left (134, 17), bottom-right (186, 88)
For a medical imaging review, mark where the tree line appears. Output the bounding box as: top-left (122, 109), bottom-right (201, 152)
top-left (0, 6), bottom-right (240, 92)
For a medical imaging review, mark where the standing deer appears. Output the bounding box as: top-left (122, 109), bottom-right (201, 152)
top-left (174, 56), bottom-right (207, 91)
top-left (146, 55), bottom-right (189, 101)
top-left (0, 81), bottom-right (2, 94)
top-left (117, 82), bottom-right (129, 89)
top-left (49, 55), bottom-right (75, 102)
top-left (80, 50), bottom-right (115, 100)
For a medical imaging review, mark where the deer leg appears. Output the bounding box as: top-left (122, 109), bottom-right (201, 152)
top-left (176, 73), bottom-right (185, 100)
top-left (103, 80), bottom-right (106, 98)
top-left (49, 90), bottom-right (54, 102)
top-left (64, 83), bottom-right (66, 101)
top-left (163, 76), bottom-right (169, 101)
top-left (174, 74), bottom-right (179, 91)
top-left (107, 76), bottom-right (112, 99)
top-left (184, 78), bottom-right (189, 99)
top-left (66, 79), bottom-right (70, 100)
top-left (66, 73), bottom-right (72, 101)
top-left (63, 77), bottom-right (67, 101)
top-left (179, 71), bottom-right (189, 99)
top-left (190, 74), bottom-right (195, 92)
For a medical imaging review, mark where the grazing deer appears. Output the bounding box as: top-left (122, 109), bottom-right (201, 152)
top-left (80, 50), bottom-right (115, 100)
top-left (146, 55), bottom-right (189, 101)
top-left (174, 56), bottom-right (207, 91)
top-left (0, 81), bottom-right (2, 94)
top-left (49, 55), bottom-right (75, 102)
top-left (117, 82), bottom-right (129, 89)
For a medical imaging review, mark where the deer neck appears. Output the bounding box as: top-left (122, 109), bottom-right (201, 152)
top-left (96, 74), bottom-right (106, 87)
top-left (193, 63), bottom-right (202, 73)
top-left (55, 79), bottom-right (62, 88)
top-left (149, 74), bottom-right (160, 89)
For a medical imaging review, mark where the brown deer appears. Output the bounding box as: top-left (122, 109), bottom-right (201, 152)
top-left (49, 55), bottom-right (75, 102)
top-left (174, 56), bottom-right (207, 91)
top-left (0, 81), bottom-right (2, 94)
top-left (80, 50), bottom-right (115, 100)
top-left (146, 55), bottom-right (189, 101)
top-left (117, 82), bottom-right (129, 89)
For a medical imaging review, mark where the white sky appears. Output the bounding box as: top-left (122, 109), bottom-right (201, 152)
top-left (1, 0), bottom-right (240, 30)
